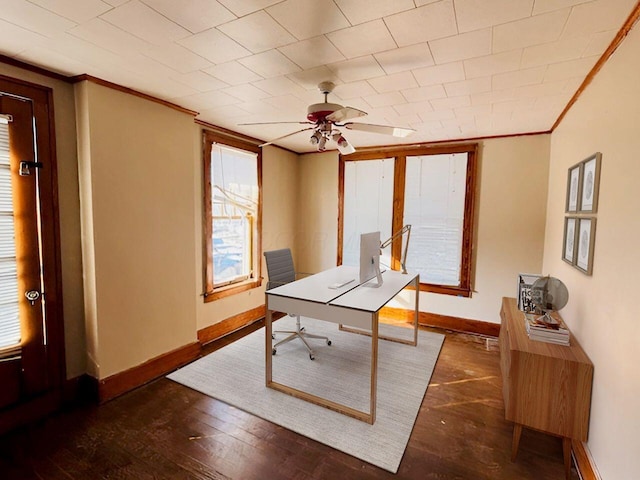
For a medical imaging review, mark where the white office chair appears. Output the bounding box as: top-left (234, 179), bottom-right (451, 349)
top-left (264, 248), bottom-right (331, 360)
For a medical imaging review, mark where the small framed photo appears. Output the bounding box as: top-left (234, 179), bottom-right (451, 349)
top-left (576, 217), bottom-right (596, 275)
top-left (562, 217), bottom-right (578, 265)
top-left (565, 163), bottom-right (582, 213)
top-left (579, 152), bottom-right (602, 213)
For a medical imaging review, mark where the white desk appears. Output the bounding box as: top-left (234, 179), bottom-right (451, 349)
top-left (265, 265), bottom-right (419, 424)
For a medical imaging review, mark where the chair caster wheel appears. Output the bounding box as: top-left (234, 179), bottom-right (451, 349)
top-left (272, 348), bottom-right (277, 355)
top-left (327, 340), bottom-right (332, 346)
top-left (309, 354), bottom-right (315, 360)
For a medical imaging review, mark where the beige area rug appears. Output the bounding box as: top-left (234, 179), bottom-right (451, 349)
top-left (167, 317), bottom-right (444, 473)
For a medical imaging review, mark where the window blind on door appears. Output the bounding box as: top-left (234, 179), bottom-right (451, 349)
top-left (0, 117), bottom-right (21, 356)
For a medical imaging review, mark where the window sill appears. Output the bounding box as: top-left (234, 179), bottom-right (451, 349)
top-left (204, 278), bottom-right (262, 303)
top-left (419, 283), bottom-right (472, 298)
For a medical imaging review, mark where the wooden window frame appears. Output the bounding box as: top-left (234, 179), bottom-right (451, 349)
top-left (338, 143), bottom-right (477, 297)
top-left (202, 131), bottom-right (262, 302)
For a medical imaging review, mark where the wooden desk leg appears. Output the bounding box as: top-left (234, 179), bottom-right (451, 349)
top-left (511, 423), bottom-right (523, 461)
top-left (562, 437), bottom-right (572, 480)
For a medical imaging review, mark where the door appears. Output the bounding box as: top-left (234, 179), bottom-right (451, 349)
top-left (0, 75), bottom-right (65, 428)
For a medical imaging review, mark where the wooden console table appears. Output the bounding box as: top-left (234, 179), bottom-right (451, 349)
top-left (499, 297), bottom-right (593, 480)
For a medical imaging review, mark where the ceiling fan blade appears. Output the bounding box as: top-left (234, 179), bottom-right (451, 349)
top-left (344, 122), bottom-right (415, 138)
top-left (326, 106), bottom-right (368, 123)
top-left (259, 127), bottom-right (315, 147)
top-left (239, 121), bottom-right (314, 126)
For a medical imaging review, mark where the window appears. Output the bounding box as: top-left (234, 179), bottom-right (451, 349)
top-left (0, 114), bottom-right (20, 356)
top-left (203, 131), bottom-right (262, 301)
top-left (339, 144), bottom-right (477, 297)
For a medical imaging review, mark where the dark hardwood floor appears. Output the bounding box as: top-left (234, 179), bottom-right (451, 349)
top-left (0, 324), bottom-right (577, 479)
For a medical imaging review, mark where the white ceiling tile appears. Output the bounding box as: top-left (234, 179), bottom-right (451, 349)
top-left (454, 103), bottom-right (492, 118)
top-left (222, 83), bottom-right (270, 102)
top-left (333, 81), bottom-right (377, 100)
top-left (252, 76), bottom-right (308, 97)
top-left (454, 0), bottom-right (533, 33)
top-left (0, 18), bottom-right (48, 56)
top-left (217, 11), bottom-right (296, 53)
top-left (239, 50), bottom-right (301, 78)
top-left (412, 62), bottom-right (465, 87)
top-left (279, 36), bottom-right (345, 70)
top-left (374, 43), bottom-right (434, 75)
top-left (171, 71), bottom-right (228, 92)
top-left (385, 0), bottom-right (457, 47)
top-left (493, 9), bottom-right (570, 52)
top-left (521, 35), bottom-right (591, 68)
top-left (15, 46), bottom-right (88, 75)
top-left (492, 98), bottom-right (536, 114)
top-left (326, 20), bottom-right (397, 59)
top-left (266, 0), bottom-right (350, 40)
top-left (262, 94), bottom-right (307, 112)
top-left (29, 0), bottom-right (112, 23)
top-left (204, 61), bottom-right (263, 85)
top-left (368, 72), bottom-right (418, 94)
top-left (287, 66), bottom-right (338, 89)
top-left (393, 100), bottom-right (434, 116)
top-left (401, 85), bottom-right (447, 102)
top-left (430, 95), bottom-right (471, 110)
top-left (532, 0), bottom-right (595, 15)
top-left (141, 0), bottom-right (237, 34)
top-left (493, 66), bottom-right (546, 90)
top-left (100, 0), bottom-right (191, 45)
top-left (429, 28), bottom-right (491, 64)
top-left (471, 89), bottom-right (518, 105)
top-left (444, 76), bottom-right (491, 97)
top-left (417, 108), bottom-right (455, 122)
top-left (144, 43), bottom-right (213, 74)
top-left (464, 50), bottom-right (522, 79)
top-left (1, 0), bottom-right (76, 38)
top-left (512, 79), bottom-right (569, 98)
top-left (328, 56), bottom-right (385, 83)
top-left (364, 91), bottom-right (407, 108)
top-left (69, 18), bottom-right (152, 56)
top-left (198, 104), bottom-right (251, 120)
top-left (582, 30), bottom-right (617, 57)
top-left (177, 28), bottom-right (251, 64)
top-left (216, 0), bottom-right (282, 17)
top-left (235, 99), bottom-right (281, 116)
top-left (561, 0), bottom-right (637, 39)
top-left (103, 0), bottom-right (127, 6)
top-left (543, 56), bottom-right (597, 82)
top-left (333, 0), bottom-right (415, 25)
top-left (176, 89), bottom-right (239, 110)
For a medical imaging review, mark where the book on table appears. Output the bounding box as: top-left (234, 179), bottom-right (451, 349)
top-left (524, 312), bottom-right (570, 345)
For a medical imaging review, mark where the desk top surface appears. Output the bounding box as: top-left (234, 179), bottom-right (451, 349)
top-left (267, 265), bottom-right (417, 313)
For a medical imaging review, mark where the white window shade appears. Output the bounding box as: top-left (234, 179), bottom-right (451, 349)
top-left (0, 118), bottom-right (20, 354)
top-left (404, 153), bottom-right (467, 285)
top-left (342, 159), bottom-right (393, 269)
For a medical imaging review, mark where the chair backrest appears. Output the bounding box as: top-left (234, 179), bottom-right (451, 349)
top-left (264, 248), bottom-right (296, 290)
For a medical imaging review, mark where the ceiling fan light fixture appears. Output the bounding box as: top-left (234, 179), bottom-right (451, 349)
top-left (318, 136), bottom-right (327, 151)
top-left (309, 130), bottom-right (322, 145)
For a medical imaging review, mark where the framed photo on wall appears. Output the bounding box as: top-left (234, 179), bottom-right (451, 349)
top-left (566, 163), bottom-right (582, 213)
top-left (579, 152), bottom-right (602, 213)
top-left (563, 217), bottom-right (578, 265)
top-left (576, 218), bottom-right (597, 275)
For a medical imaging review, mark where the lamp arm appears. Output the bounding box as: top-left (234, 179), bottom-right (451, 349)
top-left (380, 224), bottom-right (411, 274)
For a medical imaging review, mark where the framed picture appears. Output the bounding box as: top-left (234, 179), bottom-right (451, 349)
top-left (576, 218), bottom-right (596, 275)
top-left (565, 162), bottom-right (582, 213)
top-left (579, 152), bottom-right (602, 213)
top-left (562, 217), bottom-right (578, 265)
top-left (517, 273), bottom-right (542, 312)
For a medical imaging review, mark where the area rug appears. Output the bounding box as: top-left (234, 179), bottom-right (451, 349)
top-left (167, 317), bottom-right (444, 473)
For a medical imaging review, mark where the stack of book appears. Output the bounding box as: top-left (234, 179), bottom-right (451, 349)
top-left (524, 312), bottom-right (570, 345)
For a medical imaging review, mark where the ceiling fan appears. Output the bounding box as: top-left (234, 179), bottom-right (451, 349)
top-left (240, 81), bottom-right (416, 154)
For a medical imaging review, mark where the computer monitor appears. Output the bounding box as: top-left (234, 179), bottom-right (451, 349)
top-left (359, 231), bottom-right (383, 287)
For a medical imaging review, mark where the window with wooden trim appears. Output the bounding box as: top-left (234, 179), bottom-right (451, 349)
top-left (339, 144), bottom-right (477, 297)
top-left (203, 131), bottom-right (262, 301)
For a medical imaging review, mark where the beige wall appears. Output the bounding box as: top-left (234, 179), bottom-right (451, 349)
top-left (75, 81), bottom-right (198, 379)
top-left (296, 137), bottom-right (550, 323)
top-left (544, 23), bottom-right (640, 479)
top-left (0, 64), bottom-right (86, 379)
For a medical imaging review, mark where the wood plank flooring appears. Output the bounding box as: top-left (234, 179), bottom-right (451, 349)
top-left (0, 324), bottom-right (578, 479)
